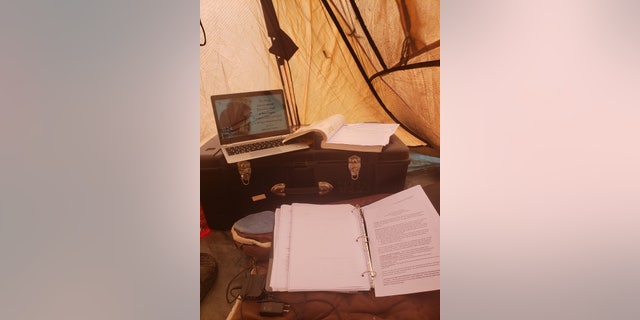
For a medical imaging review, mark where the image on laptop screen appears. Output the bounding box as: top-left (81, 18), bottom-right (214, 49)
top-left (211, 90), bottom-right (291, 144)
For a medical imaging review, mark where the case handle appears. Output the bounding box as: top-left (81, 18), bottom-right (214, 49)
top-left (270, 181), bottom-right (334, 197)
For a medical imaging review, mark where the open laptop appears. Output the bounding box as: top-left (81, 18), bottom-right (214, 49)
top-left (211, 89), bottom-right (310, 163)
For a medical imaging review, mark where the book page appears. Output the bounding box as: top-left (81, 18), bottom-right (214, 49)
top-left (283, 114), bottom-right (345, 142)
top-left (287, 203), bottom-right (371, 292)
top-left (363, 185), bottom-right (440, 297)
top-left (326, 123), bottom-right (399, 146)
top-left (309, 114), bottom-right (346, 139)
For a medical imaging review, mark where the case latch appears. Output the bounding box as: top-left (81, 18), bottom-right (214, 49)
top-left (348, 155), bottom-right (361, 180)
top-left (237, 161), bottom-right (251, 185)
top-left (270, 181), bottom-right (334, 197)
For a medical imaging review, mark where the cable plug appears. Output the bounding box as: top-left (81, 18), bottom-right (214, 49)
top-left (259, 301), bottom-right (290, 317)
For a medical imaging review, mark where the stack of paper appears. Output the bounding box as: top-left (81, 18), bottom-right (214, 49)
top-left (267, 185), bottom-right (440, 297)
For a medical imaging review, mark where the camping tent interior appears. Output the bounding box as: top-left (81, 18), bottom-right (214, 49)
top-left (200, 0), bottom-right (439, 152)
top-left (199, 1), bottom-right (439, 318)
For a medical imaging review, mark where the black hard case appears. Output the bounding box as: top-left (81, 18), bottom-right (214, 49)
top-left (200, 135), bottom-right (410, 230)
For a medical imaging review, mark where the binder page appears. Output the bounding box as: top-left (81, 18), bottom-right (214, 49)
top-left (287, 203), bottom-right (370, 292)
top-left (363, 185), bottom-right (440, 297)
top-left (268, 205), bottom-right (292, 291)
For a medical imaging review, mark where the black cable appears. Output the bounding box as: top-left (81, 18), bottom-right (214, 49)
top-left (290, 297), bottom-right (342, 320)
top-left (225, 265), bottom-right (254, 304)
top-left (200, 19), bottom-right (207, 46)
top-left (227, 286), bottom-right (242, 304)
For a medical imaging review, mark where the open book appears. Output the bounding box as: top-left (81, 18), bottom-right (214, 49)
top-left (282, 114), bottom-right (399, 152)
top-left (266, 185), bottom-right (440, 297)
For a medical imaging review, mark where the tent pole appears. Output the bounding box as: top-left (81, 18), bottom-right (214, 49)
top-left (261, 0), bottom-right (301, 128)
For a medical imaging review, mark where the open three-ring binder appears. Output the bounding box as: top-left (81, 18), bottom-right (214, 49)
top-left (266, 185), bottom-right (440, 297)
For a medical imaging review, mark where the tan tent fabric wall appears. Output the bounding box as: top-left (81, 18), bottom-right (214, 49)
top-left (200, 0), bottom-right (439, 151)
top-left (321, 0), bottom-right (440, 149)
top-left (200, 0), bottom-right (282, 146)
top-left (272, 2), bottom-right (393, 128)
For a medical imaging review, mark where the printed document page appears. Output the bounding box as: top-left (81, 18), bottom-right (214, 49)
top-left (287, 203), bottom-right (370, 292)
top-left (363, 185), bottom-right (440, 297)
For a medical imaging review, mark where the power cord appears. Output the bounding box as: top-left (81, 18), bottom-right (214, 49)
top-left (200, 19), bottom-right (207, 46)
top-left (225, 265), bottom-right (253, 304)
top-left (293, 297), bottom-right (341, 320)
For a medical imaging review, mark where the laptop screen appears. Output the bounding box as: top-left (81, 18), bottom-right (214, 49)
top-left (211, 90), bottom-right (291, 144)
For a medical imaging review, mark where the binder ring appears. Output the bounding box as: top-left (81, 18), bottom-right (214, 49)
top-left (361, 270), bottom-right (376, 278)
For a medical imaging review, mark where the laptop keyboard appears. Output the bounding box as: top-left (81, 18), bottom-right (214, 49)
top-left (225, 138), bottom-right (284, 155)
